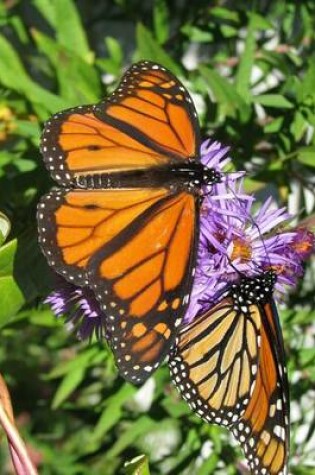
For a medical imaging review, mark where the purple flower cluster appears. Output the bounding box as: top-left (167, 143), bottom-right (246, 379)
top-left (45, 139), bottom-right (314, 337)
top-left (45, 278), bottom-right (105, 341)
top-left (185, 139), bottom-right (314, 321)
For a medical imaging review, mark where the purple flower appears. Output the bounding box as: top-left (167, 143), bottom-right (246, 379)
top-left (185, 154), bottom-right (315, 321)
top-left (45, 278), bottom-right (106, 341)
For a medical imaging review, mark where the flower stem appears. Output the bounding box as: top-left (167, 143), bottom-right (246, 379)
top-left (0, 403), bottom-right (38, 475)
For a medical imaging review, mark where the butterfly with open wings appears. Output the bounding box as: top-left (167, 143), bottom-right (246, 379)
top-left (37, 60), bottom-right (222, 384)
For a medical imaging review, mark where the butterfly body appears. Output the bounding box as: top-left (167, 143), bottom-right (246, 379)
top-left (38, 61), bottom-right (221, 384)
top-left (169, 272), bottom-right (289, 475)
top-left (73, 161), bottom-right (221, 192)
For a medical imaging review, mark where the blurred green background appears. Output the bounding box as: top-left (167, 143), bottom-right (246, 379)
top-left (0, 0), bottom-right (315, 473)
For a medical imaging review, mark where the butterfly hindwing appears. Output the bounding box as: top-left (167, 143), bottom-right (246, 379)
top-left (89, 191), bottom-right (198, 383)
top-left (169, 298), bottom-right (261, 425)
top-left (233, 301), bottom-right (289, 475)
top-left (38, 187), bottom-right (174, 286)
top-left (38, 186), bottom-right (198, 383)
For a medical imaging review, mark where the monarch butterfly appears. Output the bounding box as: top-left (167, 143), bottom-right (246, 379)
top-left (169, 271), bottom-right (289, 475)
top-left (37, 60), bottom-right (221, 384)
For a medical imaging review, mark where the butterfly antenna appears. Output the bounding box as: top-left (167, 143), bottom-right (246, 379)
top-left (224, 174), bottom-right (273, 273)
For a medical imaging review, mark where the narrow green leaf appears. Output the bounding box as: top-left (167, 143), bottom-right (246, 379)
top-left (105, 37), bottom-right (123, 66)
top-left (0, 239), bottom-right (17, 277)
top-left (235, 16), bottom-right (256, 100)
top-left (181, 25), bottom-right (213, 43)
top-left (264, 116), bottom-right (284, 133)
top-left (220, 24), bottom-right (237, 38)
top-left (105, 416), bottom-right (155, 459)
top-left (136, 23), bottom-right (182, 76)
top-left (253, 94), bottom-right (294, 109)
top-left (290, 111), bottom-right (307, 141)
top-left (0, 212), bottom-right (10, 246)
top-left (54, 0), bottom-right (92, 62)
top-left (0, 34), bottom-right (67, 114)
top-left (32, 29), bottom-right (100, 103)
top-left (153, 0), bottom-right (169, 45)
top-left (91, 384), bottom-right (136, 440)
top-left (32, 0), bottom-right (56, 27)
top-left (199, 65), bottom-right (249, 121)
top-left (249, 12), bottom-right (273, 30)
top-left (47, 347), bottom-right (100, 379)
top-left (124, 455), bottom-right (150, 475)
top-left (195, 453), bottom-right (219, 475)
top-left (52, 366), bottom-right (86, 408)
top-left (297, 61), bottom-right (315, 102)
top-left (210, 7), bottom-right (239, 22)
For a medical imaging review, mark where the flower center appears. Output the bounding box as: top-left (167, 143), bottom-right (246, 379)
top-left (231, 237), bottom-right (252, 262)
top-left (292, 229), bottom-right (314, 258)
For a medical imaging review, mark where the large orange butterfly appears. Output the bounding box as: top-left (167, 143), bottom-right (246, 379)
top-left (37, 61), bottom-right (221, 384)
top-left (169, 272), bottom-right (289, 475)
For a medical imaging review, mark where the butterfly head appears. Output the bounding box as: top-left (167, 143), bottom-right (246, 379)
top-left (202, 167), bottom-right (222, 187)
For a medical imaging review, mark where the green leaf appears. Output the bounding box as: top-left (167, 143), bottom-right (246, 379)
top-left (106, 37), bottom-right (123, 66)
top-left (47, 347), bottom-right (101, 379)
top-left (253, 94), bottom-right (294, 109)
top-left (52, 366), bottom-right (86, 408)
top-left (0, 34), bottom-right (67, 115)
top-left (210, 7), bottom-right (239, 22)
top-left (0, 275), bottom-right (25, 326)
top-left (220, 24), bottom-right (238, 38)
top-left (290, 111), bottom-right (307, 141)
top-left (0, 230), bottom-right (52, 319)
top-left (297, 61), bottom-right (315, 102)
top-left (124, 455), bottom-right (150, 475)
top-left (54, 0), bottom-right (92, 63)
top-left (32, 0), bottom-right (56, 27)
top-left (0, 240), bottom-right (25, 325)
top-left (297, 147), bottom-right (315, 167)
top-left (181, 25), bottom-right (213, 43)
top-left (105, 416), bottom-right (155, 460)
top-left (199, 65), bottom-right (249, 121)
top-left (32, 29), bottom-right (101, 103)
top-left (0, 212), bottom-right (10, 246)
top-left (235, 15), bottom-right (256, 101)
top-left (249, 12), bottom-right (273, 30)
top-left (153, 0), bottom-right (169, 45)
top-left (264, 116), bottom-right (284, 133)
top-left (136, 23), bottom-right (182, 76)
top-left (86, 383), bottom-right (136, 448)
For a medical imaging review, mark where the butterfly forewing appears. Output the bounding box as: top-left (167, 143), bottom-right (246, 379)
top-left (96, 61), bottom-right (200, 161)
top-left (41, 105), bottom-right (173, 187)
top-left (41, 61), bottom-right (200, 187)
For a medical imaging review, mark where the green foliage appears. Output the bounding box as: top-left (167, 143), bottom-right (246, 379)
top-left (0, 0), bottom-right (314, 473)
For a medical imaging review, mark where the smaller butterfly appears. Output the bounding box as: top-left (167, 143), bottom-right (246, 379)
top-left (169, 271), bottom-right (289, 475)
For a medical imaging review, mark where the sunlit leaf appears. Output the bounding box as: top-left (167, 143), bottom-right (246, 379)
top-left (124, 455), bottom-right (150, 475)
